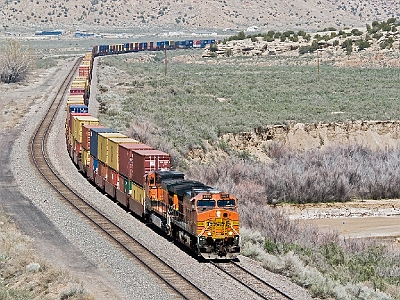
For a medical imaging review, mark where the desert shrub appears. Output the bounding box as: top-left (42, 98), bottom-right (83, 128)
top-left (342, 38), bottom-right (353, 55)
top-left (0, 39), bottom-right (34, 83)
top-left (356, 39), bottom-right (371, 51)
top-left (26, 262), bottom-right (41, 273)
top-left (224, 48), bottom-right (233, 57)
top-left (188, 143), bottom-right (400, 204)
top-left (60, 283), bottom-right (91, 300)
top-left (241, 228), bottom-right (394, 299)
top-left (298, 40), bottom-right (319, 54)
top-left (351, 28), bottom-right (363, 36)
top-left (209, 43), bottom-right (218, 52)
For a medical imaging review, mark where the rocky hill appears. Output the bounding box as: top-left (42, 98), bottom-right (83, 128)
top-left (1, 0), bottom-right (400, 33)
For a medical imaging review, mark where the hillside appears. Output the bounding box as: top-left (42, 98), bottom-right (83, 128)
top-left (1, 0), bottom-right (400, 33)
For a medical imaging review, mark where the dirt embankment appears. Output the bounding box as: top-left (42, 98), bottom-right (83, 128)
top-left (222, 120), bottom-right (400, 162)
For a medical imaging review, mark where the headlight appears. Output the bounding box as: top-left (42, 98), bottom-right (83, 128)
top-left (228, 231), bottom-right (233, 236)
top-left (207, 232), bottom-right (212, 236)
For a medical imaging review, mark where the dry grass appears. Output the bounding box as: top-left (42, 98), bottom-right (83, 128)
top-left (0, 211), bottom-right (94, 300)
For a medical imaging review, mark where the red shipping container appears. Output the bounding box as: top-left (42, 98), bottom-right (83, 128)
top-left (70, 87), bottom-right (85, 95)
top-left (118, 143), bottom-right (153, 179)
top-left (82, 124), bottom-right (104, 151)
top-left (131, 149), bottom-right (170, 186)
top-left (107, 168), bottom-right (119, 185)
top-left (74, 140), bottom-right (82, 153)
top-left (79, 65), bottom-right (90, 77)
top-left (98, 161), bottom-right (108, 180)
top-left (87, 154), bottom-right (95, 181)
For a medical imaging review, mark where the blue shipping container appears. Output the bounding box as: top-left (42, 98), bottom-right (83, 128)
top-left (185, 40), bottom-right (194, 47)
top-left (89, 127), bottom-right (117, 158)
top-left (93, 157), bottom-right (98, 173)
top-left (69, 105), bottom-right (88, 113)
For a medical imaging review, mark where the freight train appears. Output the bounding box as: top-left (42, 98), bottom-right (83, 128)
top-left (92, 39), bottom-right (216, 56)
top-left (65, 45), bottom-right (240, 260)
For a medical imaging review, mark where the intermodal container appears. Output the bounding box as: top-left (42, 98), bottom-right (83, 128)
top-left (91, 155), bottom-right (98, 173)
top-left (82, 124), bottom-right (104, 150)
top-left (79, 65), bottom-right (90, 77)
top-left (156, 41), bottom-right (164, 50)
top-left (84, 52), bottom-right (93, 60)
top-left (81, 59), bottom-right (92, 66)
top-left (69, 105), bottom-right (88, 114)
top-left (89, 128), bottom-right (118, 158)
top-left (74, 76), bottom-right (89, 82)
top-left (131, 181), bottom-right (145, 203)
top-left (99, 160), bottom-right (108, 179)
top-left (81, 148), bottom-right (90, 167)
top-left (116, 175), bottom-right (128, 207)
top-left (118, 143), bottom-right (153, 179)
top-left (68, 112), bottom-right (90, 134)
top-left (96, 132), bottom-right (127, 163)
top-left (72, 116), bottom-right (99, 143)
top-left (95, 160), bottom-right (107, 189)
top-left (129, 181), bottom-right (146, 216)
top-left (108, 138), bottom-right (139, 172)
top-left (70, 87), bottom-right (85, 96)
top-left (106, 167), bottom-right (119, 185)
top-left (194, 40), bottom-right (202, 48)
top-left (67, 100), bottom-right (85, 109)
top-left (71, 81), bottom-right (87, 88)
top-left (67, 95), bottom-right (85, 101)
top-left (131, 149), bottom-right (170, 186)
top-left (185, 40), bottom-right (194, 48)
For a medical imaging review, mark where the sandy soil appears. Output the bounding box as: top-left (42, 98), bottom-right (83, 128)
top-left (279, 200), bottom-right (400, 242)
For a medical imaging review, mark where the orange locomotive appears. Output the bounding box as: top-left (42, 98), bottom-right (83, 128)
top-left (145, 170), bottom-right (240, 260)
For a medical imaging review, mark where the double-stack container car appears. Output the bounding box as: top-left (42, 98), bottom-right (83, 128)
top-left (64, 46), bottom-right (239, 260)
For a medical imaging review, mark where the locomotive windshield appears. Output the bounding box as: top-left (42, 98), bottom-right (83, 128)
top-left (197, 200), bottom-right (216, 207)
top-left (217, 199), bottom-right (236, 207)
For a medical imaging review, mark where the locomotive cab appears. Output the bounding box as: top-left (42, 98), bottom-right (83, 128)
top-left (195, 192), bottom-right (240, 259)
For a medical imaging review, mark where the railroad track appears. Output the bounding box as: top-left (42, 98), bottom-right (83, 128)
top-left (211, 261), bottom-right (295, 300)
top-left (29, 58), bottom-right (211, 300)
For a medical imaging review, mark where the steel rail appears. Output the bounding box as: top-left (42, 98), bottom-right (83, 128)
top-left (211, 261), bottom-right (295, 300)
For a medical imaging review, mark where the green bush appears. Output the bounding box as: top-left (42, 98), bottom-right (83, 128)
top-left (209, 43), bottom-right (218, 52)
top-left (341, 38), bottom-right (353, 55)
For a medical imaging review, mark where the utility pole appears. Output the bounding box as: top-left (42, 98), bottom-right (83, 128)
top-left (164, 46), bottom-right (167, 77)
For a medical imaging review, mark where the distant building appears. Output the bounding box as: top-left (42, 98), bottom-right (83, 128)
top-left (35, 30), bottom-right (63, 36)
top-left (246, 26), bottom-right (259, 32)
top-left (75, 31), bottom-right (95, 38)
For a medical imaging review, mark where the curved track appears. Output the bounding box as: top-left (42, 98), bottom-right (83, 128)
top-left (29, 58), bottom-right (211, 300)
top-left (211, 261), bottom-right (295, 300)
